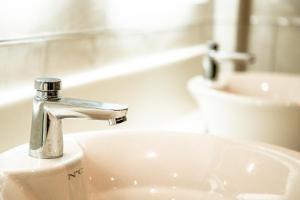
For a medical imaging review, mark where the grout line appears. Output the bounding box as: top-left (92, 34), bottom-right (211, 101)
top-left (0, 22), bottom-right (212, 46)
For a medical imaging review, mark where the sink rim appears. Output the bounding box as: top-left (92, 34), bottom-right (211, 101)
top-left (1, 129), bottom-right (300, 173)
top-left (71, 129), bottom-right (300, 161)
top-left (188, 72), bottom-right (300, 107)
top-left (0, 138), bottom-right (83, 173)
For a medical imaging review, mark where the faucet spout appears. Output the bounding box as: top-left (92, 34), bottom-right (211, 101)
top-left (208, 51), bottom-right (255, 64)
top-left (202, 41), bottom-right (255, 81)
top-left (45, 98), bottom-right (128, 121)
top-left (29, 78), bottom-right (128, 159)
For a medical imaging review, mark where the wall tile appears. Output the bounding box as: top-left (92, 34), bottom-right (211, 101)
top-left (251, 0), bottom-right (300, 17)
top-left (275, 27), bottom-right (300, 73)
top-left (190, 2), bottom-right (213, 25)
top-left (0, 0), bottom-right (213, 85)
top-left (0, 0), bottom-right (212, 40)
top-left (0, 42), bottom-right (46, 89)
top-left (0, 0), bottom-right (106, 40)
top-left (92, 25), bottom-right (211, 67)
top-left (92, 32), bottom-right (147, 66)
top-left (142, 26), bottom-right (210, 55)
top-left (249, 0), bottom-right (300, 73)
top-left (45, 38), bottom-right (94, 76)
top-left (104, 1), bottom-right (211, 31)
top-left (247, 25), bottom-right (276, 71)
top-left (173, 25), bottom-right (211, 47)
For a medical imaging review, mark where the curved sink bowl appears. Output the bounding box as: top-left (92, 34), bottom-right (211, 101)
top-left (188, 72), bottom-right (300, 151)
top-left (1, 130), bottom-right (300, 199)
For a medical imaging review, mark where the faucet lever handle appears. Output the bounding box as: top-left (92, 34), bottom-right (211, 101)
top-left (35, 78), bottom-right (61, 91)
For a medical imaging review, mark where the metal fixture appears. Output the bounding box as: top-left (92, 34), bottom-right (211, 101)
top-left (29, 78), bottom-right (128, 159)
top-left (202, 41), bottom-right (255, 81)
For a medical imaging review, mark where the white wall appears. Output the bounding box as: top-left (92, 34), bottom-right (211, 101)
top-left (0, 0), bottom-right (212, 88)
top-left (248, 0), bottom-right (300, 73)
top-left (212, 0), bottom-right (300, 73)
top-left (0, 0), bottom-right (213, 151)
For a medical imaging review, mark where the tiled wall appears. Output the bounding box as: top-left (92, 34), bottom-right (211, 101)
top-left (0, 0), bottom-right (213, 89)
top-left (0, 1), bottom-right (213, 151)
top-left (248, 0), bottom-right (300, 73)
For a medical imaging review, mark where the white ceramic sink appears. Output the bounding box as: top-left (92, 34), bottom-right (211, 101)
top-left (1, 130), bottom-right (300, 200)
top-left (188, 72), bottom-right (300, 151)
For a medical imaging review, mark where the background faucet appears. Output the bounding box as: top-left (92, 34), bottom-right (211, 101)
top-left (29, 78), bottom-right (128, 159)
top-left (202, 41), bottom-right (255, 81)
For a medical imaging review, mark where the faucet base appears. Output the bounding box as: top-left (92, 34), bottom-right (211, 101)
top-left (29, 149), bottom-right (64, 159)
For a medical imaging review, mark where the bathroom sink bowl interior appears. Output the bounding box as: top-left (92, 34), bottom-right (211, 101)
top-left (219, 72), bottom-right (300, 102)
top-left (1, 130), bottom-right (300, 200)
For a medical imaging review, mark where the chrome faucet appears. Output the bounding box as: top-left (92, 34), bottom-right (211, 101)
top-left (202, 41), bottom-right (255, 81)
top-left (29, 78), bottom-right (128, 159)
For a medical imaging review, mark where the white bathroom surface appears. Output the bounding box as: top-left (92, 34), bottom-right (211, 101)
top-left (1, 130), bottom-right (300, 200)
top-left (188, 72), bottom-right (300, 151)
top-left (164, 110), bottom-right (206, 133)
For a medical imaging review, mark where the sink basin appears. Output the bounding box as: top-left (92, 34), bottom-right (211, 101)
top-left (1, 130), bottom-right (300, 199)
top-left (188, 72), bottom-right (300, 151)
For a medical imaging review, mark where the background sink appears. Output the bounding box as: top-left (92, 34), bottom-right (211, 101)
top-left (1, 130), bottom-right (300, 199)
top-left (188, 72), bottom-right (300, 151)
